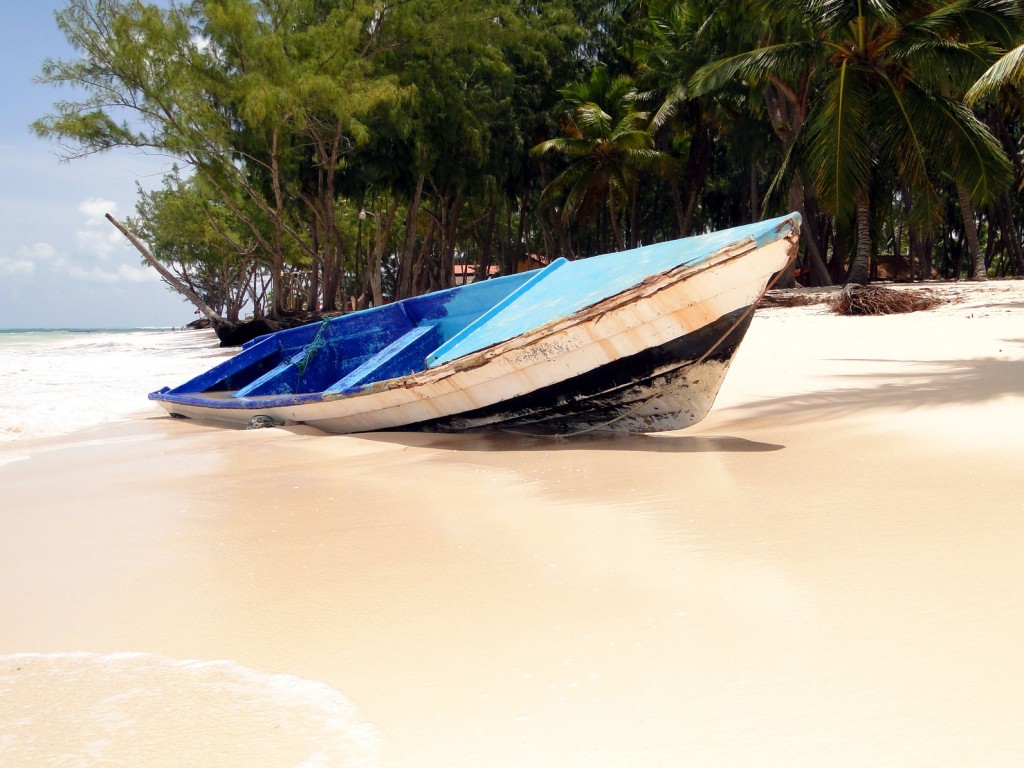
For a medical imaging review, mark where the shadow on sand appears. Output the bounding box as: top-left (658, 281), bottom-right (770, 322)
top-left (350, 431), bottom-right (784, 454)
top-left (159, 414), bottom-right (784, 453)
top-left (721, 351), bottom-right (1024, 427)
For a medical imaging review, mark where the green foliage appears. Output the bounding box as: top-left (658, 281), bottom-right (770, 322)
top-left (31, 0), bottom-right (1024, 308)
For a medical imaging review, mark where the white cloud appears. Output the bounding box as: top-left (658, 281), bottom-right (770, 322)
top-left (0, 256), bottom-right (34, 276)
top-left (23, 242), bottom-right (60, 261)
top-left (76, 226), bottom-right (125, 261)
top-left (117, 263), bottom-right (160, 283)
top-left (74, 198), bottom-right (127, 261)
top-left (0, 242), bottom-right (67, 275)
top-left (66, 263), bottom-right (160, 284)
top-left (78, 197), bottom-right (119, 222)
top-left (68, 265), bottom-right (119, 282)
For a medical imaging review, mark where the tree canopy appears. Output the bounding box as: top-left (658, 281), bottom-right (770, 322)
top-left (34, 0), bottom-right (1024, 320)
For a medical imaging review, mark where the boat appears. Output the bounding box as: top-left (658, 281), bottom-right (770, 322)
top-left (150, 213), bottom-right (801, 435)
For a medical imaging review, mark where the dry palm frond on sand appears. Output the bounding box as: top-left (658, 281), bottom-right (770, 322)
top-left (759, 285), bottom-right (945, 315)
top-left (829, 285), bottom-right (943, 315)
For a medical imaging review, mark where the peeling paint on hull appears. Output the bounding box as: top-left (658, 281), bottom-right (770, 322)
top-left (412, 308), bottom-right (752, 435)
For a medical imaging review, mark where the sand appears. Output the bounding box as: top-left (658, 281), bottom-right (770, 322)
top-left (2, 280), bottom-right (1024, 766)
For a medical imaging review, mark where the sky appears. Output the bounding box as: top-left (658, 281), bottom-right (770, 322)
top-left (0, 1), bottom-right (194, 328)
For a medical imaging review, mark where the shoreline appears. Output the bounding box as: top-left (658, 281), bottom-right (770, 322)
top-left (3, 280), bottom-right (1024, 766)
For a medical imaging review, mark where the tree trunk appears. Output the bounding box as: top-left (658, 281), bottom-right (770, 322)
top-left (919, 227), bottom-right (933, 280)
top-left (957, 183), bottom-right (988, 281)
top-left (847, 194), bottom-right (872, 285)
top-left (607, 186), bottom-right (624, 252)
top-left (656, 131), bottom-right (686, 237)
top-left (106, 214), bottom-right (225, 324)
top-left (369, 199), bottom-right (400, 306)
top-left (398, 170), bottom-right (427, 300)
top-left (438, 187), bottom-right (465, 289)
top-left (680, 121), bottom-right (711, 237)
top-left (474, 199), bottom-right (498, 284)
top-left (538, 160), bottom-right (573, 260)
top-left (790, 182), bottom-right (831, 286)
top-left (629, 186), bottom-right (640, 249)
top-left (749, 159), bottom-right (760, 221)
top-left (997, 196), bottom-right (1024, 276)
top-left (269, 128), bottom-right (287, 316)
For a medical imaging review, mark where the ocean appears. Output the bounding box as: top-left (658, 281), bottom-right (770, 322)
top-left (0, 328), bottom-right (228, 443)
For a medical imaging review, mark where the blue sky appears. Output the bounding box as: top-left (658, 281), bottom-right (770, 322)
top-left (0, 1), bottom-right (194, 328)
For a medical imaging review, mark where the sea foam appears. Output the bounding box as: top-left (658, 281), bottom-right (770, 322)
top-left (0, 329), bottom-right (229, 443)
top-left (0, 652), bottom-right (378, 767)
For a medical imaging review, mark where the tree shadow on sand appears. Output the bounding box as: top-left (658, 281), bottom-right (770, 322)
top-left (721, 349), bottom-right (1024, 427)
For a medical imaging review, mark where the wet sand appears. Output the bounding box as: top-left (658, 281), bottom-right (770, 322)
top-left (3, 281), bottom-right (1024, 766)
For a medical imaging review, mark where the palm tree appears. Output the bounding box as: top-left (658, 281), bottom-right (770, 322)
top-left (532, 66), bottom-right (673, 252)
top-left (692, 0), bottom-right (1015, 283)
top-left (643, 0), bottom-right (834, 283)
top-left (633, 1), bottom-right (721, 237)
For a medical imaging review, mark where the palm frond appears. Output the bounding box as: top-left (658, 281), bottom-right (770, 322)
top-left (966, 43), bottom-right (1024, 103)
top-left (814, 0), bottom-right (896, 33)
top-left (560, 166), bottom-right (604, 224)
top-left (572, 103), bottom-right (614, 138)
top-left (530, 137), bottom-right (600, 160)
top-left (873, 81), bottom-right (935, 215)
top-left (807, 61), bottom-right (873, 220)
top-left (689, 43), bottom-right (818, 98)
top-left (916, 0), bottom-right (1020, 45)
top-left (918, 92), bottom-right (1011, 203)
top-left (539, 160), bottom-right (591, 205)
top-left (650, 83), bottom-right (687, 131)
top-left (891, 38), bottom-right (997, 91)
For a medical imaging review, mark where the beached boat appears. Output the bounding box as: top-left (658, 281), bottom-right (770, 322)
top-left (150, 213), bottom-right (800, 435)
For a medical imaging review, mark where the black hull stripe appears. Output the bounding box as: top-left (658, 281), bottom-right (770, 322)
top-left (386, 306), bottom-right (754, 434)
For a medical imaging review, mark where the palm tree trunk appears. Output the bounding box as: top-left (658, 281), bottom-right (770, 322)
top-left (607, 188), bottom-right (625, 251)
top-left (957, 184), bottom-right (988, 281)
top-left (847, 194), bottom-right (872, 285)
top-left (629, 187), bottom-right (640, 249)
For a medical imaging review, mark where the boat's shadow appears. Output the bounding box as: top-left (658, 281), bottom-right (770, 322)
top-left (353, 431), bottom-right (783, 454)
top-left (157, 416), bottom-right (782, 453)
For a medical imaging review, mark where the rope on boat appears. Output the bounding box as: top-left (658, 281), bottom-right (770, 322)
top-left (294, 318), bottom-right (331, 388)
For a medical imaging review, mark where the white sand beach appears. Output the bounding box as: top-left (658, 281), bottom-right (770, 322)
top-left (2, 281), bottom-right (1023, 767)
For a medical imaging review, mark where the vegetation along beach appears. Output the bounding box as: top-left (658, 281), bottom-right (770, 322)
top-left (3, 0), bottom-right (1024, 766)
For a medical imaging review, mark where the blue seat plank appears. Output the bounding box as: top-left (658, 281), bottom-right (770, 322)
top-left (325, 324), bottom-right (441, 395)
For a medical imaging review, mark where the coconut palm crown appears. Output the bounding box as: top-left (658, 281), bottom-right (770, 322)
top-left (692, 0), bottom-right (1016, 283)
